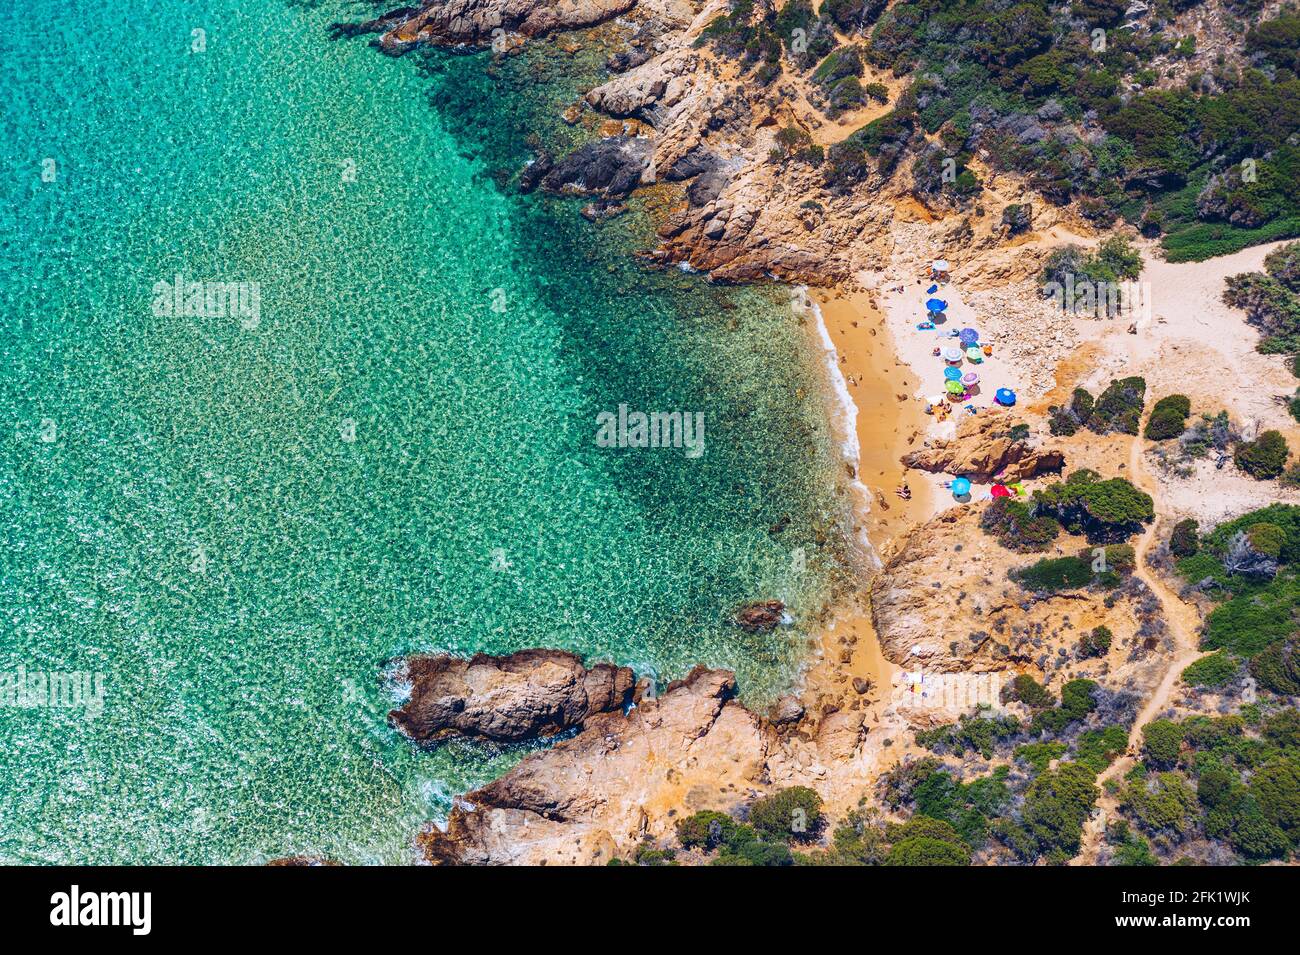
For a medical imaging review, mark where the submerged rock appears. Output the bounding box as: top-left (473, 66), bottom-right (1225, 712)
top-left (732, 599), bottom-right (787, 633)
top-left (388, 649), bottom-right (635, 744)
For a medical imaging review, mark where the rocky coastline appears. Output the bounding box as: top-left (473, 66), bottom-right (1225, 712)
top-left (323, 0), bottom-right (1300, 866)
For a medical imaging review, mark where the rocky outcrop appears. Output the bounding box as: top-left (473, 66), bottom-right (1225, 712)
top-left (417, 666), bottom-right (785, 864)
top-left (540, 136), bottom-right (653, 198)
top-left (902, 415), bottom-right (1065, 483)
top-left (388, 649), bottom-right (635, 744)
top-left (331, 0), bottom-right (638, 52)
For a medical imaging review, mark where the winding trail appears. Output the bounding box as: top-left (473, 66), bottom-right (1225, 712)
top-left (1072, 432), bottom-right (1209, 864)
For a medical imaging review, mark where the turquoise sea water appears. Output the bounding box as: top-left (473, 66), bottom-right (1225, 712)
top-left (0, 1), bottom-right (852, 862)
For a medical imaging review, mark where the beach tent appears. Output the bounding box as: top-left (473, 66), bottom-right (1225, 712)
top-left (926, 298), bottom-right (948, 314)
top-left (942, 346), bottom-right (963, 362)
top-left (995, 388), bottom-right (1017, 406)
top-left (943, 366), bottom-right (962, 381)
top-left (931, 259), bottom-right (950, 280)
top-left (991, 484), bottom-right (1011, 498)
top-left (965, 346), bottom-right (984, 362)
top-left (945, 379), bottom-right (965, 395)
top-left (951, 477), bottom-right (971, 497)
top-left (959, 328), bottom-right (979, 345)
top-left (961, 371), bottom-right (980, 386)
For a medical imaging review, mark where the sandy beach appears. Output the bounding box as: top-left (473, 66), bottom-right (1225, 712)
top-left (796, 286), bottom-right (937, 718)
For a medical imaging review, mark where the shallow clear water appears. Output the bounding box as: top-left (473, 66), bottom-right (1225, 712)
top-left (0, 1), bottom-right (852, 862)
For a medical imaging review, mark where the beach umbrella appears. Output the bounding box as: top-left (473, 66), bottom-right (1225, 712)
top-left (961, 371), bottom-right (980, 386)
top-left (995, 388), bottom-right (1017, 406)
top-left (942, 346), bottom-right (963, 362)
top-left (926, 298), bottom-right (948, 313)
top-left (943, 366), bottom-right (962, 381)
top-left (965, 346), bottom-right (984, 362)
top-left (932, 259), bottom-right (950, 273)
top-left (991, 484), bottom-right (1011, 498)
top-left (959, 327), bottom-right (979, 345)
top-left (945, 379), bottom-right (965, 395)
top-left (951, 477), bottom-right (971, 497)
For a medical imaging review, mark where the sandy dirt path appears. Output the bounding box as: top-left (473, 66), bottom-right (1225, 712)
top-left (1073, 429), bottom-right (1208, 864)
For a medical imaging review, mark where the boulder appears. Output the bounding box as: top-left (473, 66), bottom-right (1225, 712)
top-left (540, 136), bottom-right (652, 198)
top-left (902, 416), bottom-right (1064, 483)
top-left (388, 649), bottom-right (635, 744)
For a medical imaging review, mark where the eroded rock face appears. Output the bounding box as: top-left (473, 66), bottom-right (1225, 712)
top-left (331, 0), bottom-right (638, 52)
top-left (417, 666), bottom-right (783, 864)
top-left (902, 415), bottom-right (1065, 483)
top-left (388, 649), bottom-right (635, 744)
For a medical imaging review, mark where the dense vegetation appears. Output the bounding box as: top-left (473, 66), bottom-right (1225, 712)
top-left (1112, 707), bottom-right (1300, 862)
top-left (1177, 504), bottom-right (1300, 693)
top-left (1049, 377), bottom-right (1145, 436)
top-left (698, 0), bottom-right (1300, 259)
top-left (1031, 469), bottom-right (1154, 543)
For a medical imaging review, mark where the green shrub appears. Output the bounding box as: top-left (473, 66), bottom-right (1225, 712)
top-left (1142, 719), bottom-right (1185, 769)
top-left (885, 835), bottom-right (971, 865)
top-left (1170, 518), bottom-right (1199, 557)
top-left (1078, 625), bottom-right (1112, 659)
top-left (1008, 674), bottom-right (1055, 708)
top-left (980, 498), bottom-right (1061, 552)
top-left (1122, 771), bottom-right (1199, 835)
top-left (1246, 522), bottom-right (1286, 558)
top-left (1033, 474), bottom-right (1154, 543)
top-left (676, 810), bottom-right (739, 850)
top-left (1075, 725), bottom-right (1128, 773)
top-left (1250, 639), bottom-right (1300, 695)
top-left (1019, 762), bottom-right (1098, 858)
top-left (1144, 394), bottom-right (1191, 440)
top-left (1088, 377), bottom-right (1147, 435)
top-left (1235, 429), bottom-right (1290, 479)
top-left (1252, 759), bottom-right (1300, 838)
top-left (748, 786), bottom-right (823, 842)
top-left (1015, 741), bottom-right (1066, 774)
top-left (1012, 555), bottom-right (1094, 592)
top-left (1181, 651), bottom-right (1239, 688)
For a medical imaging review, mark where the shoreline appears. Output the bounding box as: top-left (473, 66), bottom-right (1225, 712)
top-left (796, 284), bottom-right (935, 716)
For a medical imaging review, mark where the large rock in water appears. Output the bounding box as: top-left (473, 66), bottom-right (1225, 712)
top-left (540, 137), bottom-right (653, 199)
top-left (388, 649), bottom-right (635, 744)
top-left (330, 0), bottom-right (638, 52)
top-left (901, 415), bottom-right (1064, 483)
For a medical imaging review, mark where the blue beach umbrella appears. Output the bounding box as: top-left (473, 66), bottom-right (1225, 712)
top-left (943, 366), bottom-right (963, 381)
top-left (996, 388), bottom-right (1017, 406)
top-left (959, 327), bottom-right (979, 345)
top-left (951, 477), bottom-right (972, 497)
top-left (926, 298), bottom-right (948, 313)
